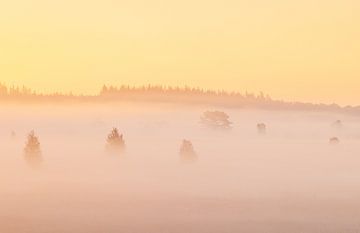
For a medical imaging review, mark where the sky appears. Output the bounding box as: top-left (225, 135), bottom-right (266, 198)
top-left (0, 0), bottom-right (359, 105)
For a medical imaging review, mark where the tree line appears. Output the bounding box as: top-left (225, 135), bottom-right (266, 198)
top-left (1, 83), bottom-right (358, 115)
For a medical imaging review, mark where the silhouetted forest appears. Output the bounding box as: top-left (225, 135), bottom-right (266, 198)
top-left (0, 83), bottom-right (358, 114)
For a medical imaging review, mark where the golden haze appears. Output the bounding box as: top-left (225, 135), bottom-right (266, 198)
top-left (0, 0), bottom-right (359, 105)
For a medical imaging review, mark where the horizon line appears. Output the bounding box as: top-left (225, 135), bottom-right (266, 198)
top-left (0, 83), bottom-right (355, 108)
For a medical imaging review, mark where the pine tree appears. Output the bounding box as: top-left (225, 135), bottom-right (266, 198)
top-left (179, 139), bottom-right (197, 161)
top-left (24, 130), bottom-right (42, 165)
top-left (106, 128), bottom-right (125, 153)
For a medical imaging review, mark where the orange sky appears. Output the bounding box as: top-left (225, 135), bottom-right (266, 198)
top-left (0, 0), bottom-right (359, 105)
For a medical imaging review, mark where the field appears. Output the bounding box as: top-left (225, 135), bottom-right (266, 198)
top-left (1, 103), bottom-right (360, 233)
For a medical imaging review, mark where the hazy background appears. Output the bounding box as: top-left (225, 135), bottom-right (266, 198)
top-left (1, 0), bottom-right (360, 231)
top-left (1, 103), bottom-right (360, 232)
top-left (1, 0), bottom-right (360, 105)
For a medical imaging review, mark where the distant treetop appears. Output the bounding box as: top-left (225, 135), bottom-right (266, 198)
top-left (106, 128), bottom-right (126, 154)
top-left (201, 111), bottom-right (232, 129)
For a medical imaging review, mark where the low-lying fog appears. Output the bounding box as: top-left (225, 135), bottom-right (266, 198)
top-left (1, 103), bottom-right (360, 233)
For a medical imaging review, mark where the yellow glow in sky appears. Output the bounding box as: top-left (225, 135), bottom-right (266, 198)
top-left (0, 0), bottom-right (359, 105)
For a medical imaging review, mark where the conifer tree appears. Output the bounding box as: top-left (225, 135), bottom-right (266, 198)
top-left (24, 130), bottom-right (42, 165)
top-left (179, 139), bottom-right (197, 161)
top-left (106, 128), bottom-right (126, 153)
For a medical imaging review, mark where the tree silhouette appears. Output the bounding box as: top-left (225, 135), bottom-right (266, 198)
top-left (10, 130), bottom-right (16, 139)
top-left (106, 128), bottom-right (125, 154)
top-left (200, 111), bottom-right (232, 129)
top-left (332, 120), bottom-right (343, 129)
top-left (257, 123), bottom-right (266, 134)
top-left (329, 137), bottom-right (340, 145)
top-left (179, 139), bottom-right (197, 161)
top-left (24, 130), bottom-right (42, 166)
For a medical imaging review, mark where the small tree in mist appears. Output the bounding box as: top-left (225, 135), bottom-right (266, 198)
top-left (106, 128), bottom-right (125, 154)
top-left (257, 123), bottom-right (267, 134)
top-left (329, 137), bottom-right (340, 145)
top-left (11, 130), bottom-right (16, 139)
top-left (24, 130), bottom-right (42, 166)
top-left (179, 139), bottom-right (197, 162)
top-left (332, 120), bottom-right (343, 129)
top-left (200, 111), bottom-right (232, 129)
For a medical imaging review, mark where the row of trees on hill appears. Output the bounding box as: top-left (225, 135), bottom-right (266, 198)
top-left (0, 83), bottom-right (36, 96)
top-left (0, 83), bottom-right (353, 115)
top-left (0, 83), bottom-right (270, 100)
top-left (100, 85), bottom-right (271, 99)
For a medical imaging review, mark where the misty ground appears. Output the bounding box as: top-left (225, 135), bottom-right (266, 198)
top-left (1, 103), bottom-right (360, 233)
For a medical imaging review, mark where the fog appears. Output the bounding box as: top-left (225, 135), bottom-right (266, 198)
top-left (1, 103), bottom-right (360, 233)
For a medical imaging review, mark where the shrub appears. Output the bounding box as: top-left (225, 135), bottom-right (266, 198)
top-left (257, 123), bottom-right (266, 134)
top-left (329, 137), bottom-right (340, 145)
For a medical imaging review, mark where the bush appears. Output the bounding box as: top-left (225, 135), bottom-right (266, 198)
top-left (329, 137), bottom-right (340, 145)
top-left (332, 120), bottom-right (343, 129)
top-left (257, 123), bottom-right (266, 134)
